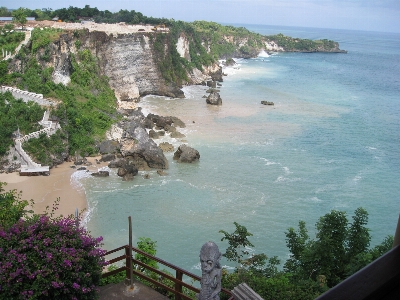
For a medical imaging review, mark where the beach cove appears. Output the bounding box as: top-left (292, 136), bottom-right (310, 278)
top-left (82, 25), bottom-right (400, 273)
top-left (1, 25), bottom-right (399, 276)
top-left (0, 157), bottom-right (108, 218)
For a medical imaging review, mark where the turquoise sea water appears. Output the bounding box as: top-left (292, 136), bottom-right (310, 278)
top-left (80, 25), bottom-right (400, 273)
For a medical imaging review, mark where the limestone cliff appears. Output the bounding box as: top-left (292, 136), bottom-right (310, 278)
top-left (12, 28), bottom-right (219, 107)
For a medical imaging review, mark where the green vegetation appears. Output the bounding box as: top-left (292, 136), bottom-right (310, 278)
top-left (266, 33), bottom-right (338, 52)
top-left (0, 186), bottom-right (106, 299)
top-left (220, 208), bottom-right (393, 300)
top-left (0, 5), bottom-right (344, 160)
top-left (151, 32), bottom-right (189, 84)
top-left (191, 21), bottom-right (264, 58)
top-left (23, 131), bottom-right (68, 166)
top-left (31, 27), bottom-right (63, 53)
top-left (3, 27), bottom-right (118, 157)
top-left (0, 24), bottom-right (25, 55)
top-left (11, 7), bottom-right (28, 29)
top-left (284, 207), bottom-right (391, 287)
top-left (0, 182), bottom-right (31, 229)
top-left (0, 7), bottom-right (12, 17)
top-left (0, 91), bottom-right (44, 156)
top-left (0, 182), bottom-right (392, 299)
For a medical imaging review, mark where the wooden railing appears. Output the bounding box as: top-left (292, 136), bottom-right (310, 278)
top-left (101, 244), bottom-right (234, 300)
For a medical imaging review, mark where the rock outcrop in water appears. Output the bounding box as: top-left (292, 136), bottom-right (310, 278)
top-left (120, 119), bottom-right (168, 170)
top-left (173, 144), bottom-right (200, 163)
top-left (206, 91), bottom-right (222, 105)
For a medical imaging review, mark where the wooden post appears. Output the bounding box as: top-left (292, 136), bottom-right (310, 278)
top-left (175, 270), bottom-right (183, 300)
top-left (125, 246), bottom-right (130, 282)
top-left (128, 216), bottom-right (134, 288)
top-left (393, 214), bottom-right (400, 248)
top-left (74, 208), bottom-right (79, 228)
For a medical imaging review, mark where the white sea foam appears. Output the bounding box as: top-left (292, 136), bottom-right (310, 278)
top-left (283, 166), bottom-right (292, 174)
top-left (309, 197), bottom-right (323, 203)
top-left (258, 50), bottom-right (270, 58)
top-left (274, 176), bottom-right (301, 183)
top-left (259, 157), bottom-right (279, 166)
top-left (353, 174), bottom-right (362, 183)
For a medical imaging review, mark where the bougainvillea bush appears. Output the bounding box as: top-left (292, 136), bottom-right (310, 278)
top-left (0, 215), bottom-right (106, 300)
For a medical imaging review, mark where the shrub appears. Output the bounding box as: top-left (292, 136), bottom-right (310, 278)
top-left (0, 214), bottom-right (106, 299)
top-left (0, 182), bottom-right (31, 230)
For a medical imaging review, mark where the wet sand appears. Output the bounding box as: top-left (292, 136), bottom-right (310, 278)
top-left (0, 157), bottom-right (106, 218)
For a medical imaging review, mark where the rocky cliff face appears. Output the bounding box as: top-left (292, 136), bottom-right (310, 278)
top-left (17, 29), bottom-right (218, 105)
top-left (91, 32), bottom-right (185, 101)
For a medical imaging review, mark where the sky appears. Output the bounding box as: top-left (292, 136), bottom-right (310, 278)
top-left (3, 0), bottom-right (400, 33)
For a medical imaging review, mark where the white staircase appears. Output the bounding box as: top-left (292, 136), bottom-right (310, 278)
top-left (15, 110), bottom-right (61, 173)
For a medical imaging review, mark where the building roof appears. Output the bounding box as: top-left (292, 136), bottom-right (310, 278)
top-left (0, 17), bottom-right (36, 21)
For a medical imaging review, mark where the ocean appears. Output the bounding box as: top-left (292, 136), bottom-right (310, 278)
top-left (77, 25), bottom-right (400, 274)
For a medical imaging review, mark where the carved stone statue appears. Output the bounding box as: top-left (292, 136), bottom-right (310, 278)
top-left (197, 241), bottom-right (222, 300)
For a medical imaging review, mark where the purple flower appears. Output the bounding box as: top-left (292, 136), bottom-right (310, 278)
top-left (63, 260), bottom-right (72, 268)
top-left (72, 282), bottom-right (80, 289)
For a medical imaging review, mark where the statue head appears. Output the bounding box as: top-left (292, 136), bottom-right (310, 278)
top-left (199, 241), bottom-right (221, 273)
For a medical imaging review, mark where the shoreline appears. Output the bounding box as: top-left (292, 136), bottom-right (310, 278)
top-left (0, 157), bottom-right (107, 219)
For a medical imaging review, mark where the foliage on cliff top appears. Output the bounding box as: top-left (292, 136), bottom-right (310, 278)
top-left (3, 28), bottom-right (118, 156)
top-left (187, 21), bottom-right (265, 59)
top-left (0, 24), bottom-right (25, 55)
top-left (31, 27), bottom-right (63, 53)
top-left (266, 33), bottom-right (338, 52)
top-left (23, 130), bottom-right (68, 167)
top-left (0, 91), bottom-right (44, 156)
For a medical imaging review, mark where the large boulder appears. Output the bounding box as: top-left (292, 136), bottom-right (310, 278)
top-left (164, 124), bottom-right (176, 133)
top-left (159, 142), bottom-right (174, 152)
top-left (206, 92), bottom-right (222, 106)
top-left (173, 144), bottom-right (200, 163)
top-left (98, 140), bottom-right (120, 154)
top-left (170, 117), bottom-right (186, 128)
top-left (149, 130), bottom-right (160, 139)
top-left (147, 114), bottom-right (185, 129)
top-left (170, 131), bottom-right (186, 139)
top-left (114, 160), bottom-right (139, 178)
top-left (91, 171), bottom-right (110, 177)
top-left (207, 81), bottom-right (217, 88)
top-left (120, 121), bottom-right (168, 169)
top-left (108, 159), bottom-right (125, 168)
top-left (100, 154), bottom-right (116, 162)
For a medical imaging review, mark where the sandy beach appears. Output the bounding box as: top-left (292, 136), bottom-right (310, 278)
top-left (0, 157), bottom-right (107, 218)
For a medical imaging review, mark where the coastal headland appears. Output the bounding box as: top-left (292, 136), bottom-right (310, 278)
top-left (0, 18), bottom-right (346, 218)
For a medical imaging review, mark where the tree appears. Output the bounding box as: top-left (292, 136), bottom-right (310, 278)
top-left (0, 189), bottom-right (106, 299)
top-left (219, 221), bottom-right (254, 266)
top-left (0, 182), bottom-right (31, 229)
top-left (0, 6), bottom-right (11, 17)
top-left (135, 237), bottom-right (158, 271)
top-left (283, 208), bottom-right (391, 287)
top-left (0, 214), bottom-right (106, 299)
top-left (12, 7), bottom-right (28, 29)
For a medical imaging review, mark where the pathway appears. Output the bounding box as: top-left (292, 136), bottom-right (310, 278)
top-left (15, 110), bottom-right (61, 173)
top-left (1, 29), bottom-right (31, 60)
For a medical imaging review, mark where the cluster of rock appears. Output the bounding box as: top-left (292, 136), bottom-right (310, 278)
top-left (93, 108), bottom-right (200, 181)
top-left (204, 77), bottom-right (224, 106)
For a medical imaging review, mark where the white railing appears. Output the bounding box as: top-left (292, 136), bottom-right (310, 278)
top-left (14, 109), bottom-right (61, 170)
